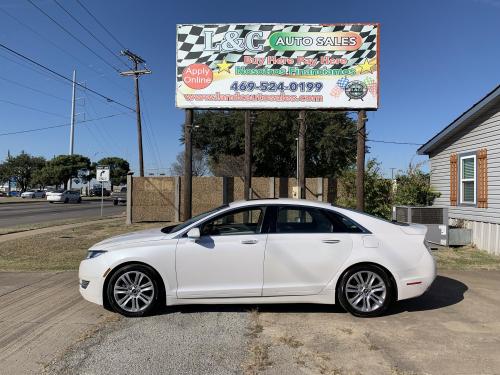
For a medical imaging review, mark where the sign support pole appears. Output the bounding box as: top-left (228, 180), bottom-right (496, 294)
top-left (356, 110), bottom-right (367, 211)
top-left (298, 110), bottom-right (306, 199)
top-left (100, 183), bottom-right (104, 217)
top-left (244, 110), bottom-right (253, 200)
top-left (183, 109), bottom-right (193, 220)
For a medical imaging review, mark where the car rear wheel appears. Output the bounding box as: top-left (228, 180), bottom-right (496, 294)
top-left (337, 264), bottom-right (394, 318)
top-left (106, 264), bottom-right (161, 317)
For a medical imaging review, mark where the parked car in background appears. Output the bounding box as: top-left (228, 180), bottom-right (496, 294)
top-left (79, 199), bottom-right (436, 318)
top-left (47, 190), bottom-right (82, 203)
top-left (21, 190), bottom-right (46, 199)
top-left (89, 186), bottom-right (110, 197)
top-left (111, 187), bottom-right (127, 205)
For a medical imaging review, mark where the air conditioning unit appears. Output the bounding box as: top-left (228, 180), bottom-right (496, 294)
top-left (392, 206), bottom-right (448, 247)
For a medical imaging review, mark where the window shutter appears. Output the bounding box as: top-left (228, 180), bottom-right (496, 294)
top-left (450, 154), bottom-right (458, 206)
top-left (477, 148), bottom-right (488, 208)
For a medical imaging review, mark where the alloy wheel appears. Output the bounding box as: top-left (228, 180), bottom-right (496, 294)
top-left (345, 270), bottom-right (387, 313)
top-left (113, 271), bottom-right (155, 313)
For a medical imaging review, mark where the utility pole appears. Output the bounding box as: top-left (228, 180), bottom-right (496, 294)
top-left (244, 110), bottom-right (255, 200)
top-left (356, 110), bottom-right (367, 211)
top-left (68, 70), bottom-right (76, 189)
top-left (390, 167), bottom-right (397, 180)
top-left (120, 50), bottom-right (151, 177)
top-left (183, 109), bottom-right (193, 220)
top-left (297, 110), bottom-right (306, 199)
top-left (69, 70), bottom-right (76, 155)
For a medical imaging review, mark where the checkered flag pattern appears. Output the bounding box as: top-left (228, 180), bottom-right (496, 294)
top-left (336, 77), bottom-right (350, 88)
top-left (177, 24), bottom-right (378, 81)
top-left (363, 76), bottom-right (377, 96)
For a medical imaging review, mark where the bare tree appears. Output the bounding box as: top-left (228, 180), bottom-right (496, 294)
top-left (169, 149), bottom-right (209, 176)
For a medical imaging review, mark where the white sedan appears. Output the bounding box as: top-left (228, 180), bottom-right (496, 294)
top-left (46, 189), bottom-right (82, 203)
top-left (21, 190), bottom-right (46, 199)
top-left (79, 199), bottom-right (436, 318)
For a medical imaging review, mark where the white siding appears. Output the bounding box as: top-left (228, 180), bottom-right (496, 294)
top-left (429, 108), bottom-right (500, 226)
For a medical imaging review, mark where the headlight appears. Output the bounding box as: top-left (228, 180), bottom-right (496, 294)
top-left (86, 250), bottom-right (107, 259)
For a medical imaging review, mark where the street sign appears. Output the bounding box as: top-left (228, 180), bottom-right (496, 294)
top-left (176, 24), bottom-right (379, 109)
top-left (96, 165), bottom-right (110, 182)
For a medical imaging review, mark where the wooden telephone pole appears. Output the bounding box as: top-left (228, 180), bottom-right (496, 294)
top-left (297, 110), bottom-right (306, 199)
top-left (120, 50), bottom-right (151, 177)
top-left (244, 110), bottom-right (255, 200)
top-left (183, 109), bottom-right (193, 220)
top-left (356, 110), bottom-right (367, 211)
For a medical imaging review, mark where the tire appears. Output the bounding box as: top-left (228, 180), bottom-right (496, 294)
top-left (337, 264), bottom-right (394, 318)
top-left (106, 264), bottom-right (161, 317)
top-left (113, 200), bottom-right (118, 206)
top-left (77, 197), bottom-right (82, 203)
top-left (64, 198), bottom-right (69, 203)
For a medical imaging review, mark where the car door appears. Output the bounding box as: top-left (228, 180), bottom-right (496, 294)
top-left (175, 205), bottom-right (268, 298)
top-left (263, 205), bottom-right (358, 296)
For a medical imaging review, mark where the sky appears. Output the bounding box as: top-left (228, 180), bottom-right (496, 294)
top-left (0, 0), bottom-right (499, 177)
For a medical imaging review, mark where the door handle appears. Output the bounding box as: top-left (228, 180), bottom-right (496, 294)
top-left (241, 239), bottom-right (258, 244)
top-left (322, 239), bottom-right (340, 244)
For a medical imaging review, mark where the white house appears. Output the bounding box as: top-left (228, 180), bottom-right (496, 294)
top-left (418, 85), bottom-right (500, 254)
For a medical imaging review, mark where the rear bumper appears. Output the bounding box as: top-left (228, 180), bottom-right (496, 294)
top-left (47, 196), bottom-right (63, 202)
top-left (397, 251), bottom-right (437, 301)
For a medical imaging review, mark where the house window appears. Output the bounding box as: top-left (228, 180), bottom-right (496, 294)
top-left (460, 154), bottom-right (476, 204)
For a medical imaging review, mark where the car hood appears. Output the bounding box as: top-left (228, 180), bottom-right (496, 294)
top-left (89, 227), bottom-right (170, 251)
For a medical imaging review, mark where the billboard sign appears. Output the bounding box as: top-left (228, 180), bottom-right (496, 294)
top-left (176, 24), bottom-right (379, 109)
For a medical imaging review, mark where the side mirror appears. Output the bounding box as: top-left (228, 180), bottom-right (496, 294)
top-left (187, 227), bottom-right (200, 241)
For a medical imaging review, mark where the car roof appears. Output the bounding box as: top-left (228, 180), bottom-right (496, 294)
top-left (228, 198), bottom-right (334, 210)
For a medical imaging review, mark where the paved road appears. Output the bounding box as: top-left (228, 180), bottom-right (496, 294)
top-left (42, 270), bottom-right (500, 375)
top-left (0, 200), bottom-right (125, 227)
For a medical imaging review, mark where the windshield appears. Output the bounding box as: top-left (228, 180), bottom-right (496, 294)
top-left (164, 205), bottom-right (228, 234)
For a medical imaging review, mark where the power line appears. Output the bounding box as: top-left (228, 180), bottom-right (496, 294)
top-left (0, 42), bottom-right (136, 112)
top-left (366, 139), bottom-right (423, 146)
top-left (0, 99), bottom-right (67, 118)
top-left (75, 0), bottom-right (127, 50)
top-left (0, 112), bottom-right (132, 137)
top-left (52, 0), bottom-right (130, 70)
top-left (26, 0), bottom-right (121, 73)
top-left (0, 6), bottom-right (132, 95)
top-left (0, 75), bottom-right (68, 102)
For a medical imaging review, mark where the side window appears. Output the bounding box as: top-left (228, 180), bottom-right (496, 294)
top-left (324, 210), bottom-right (364, 233)
top-left (276, 207), bottom-right (332, 233)
top-left (200, 207), bottom-right (264, 236)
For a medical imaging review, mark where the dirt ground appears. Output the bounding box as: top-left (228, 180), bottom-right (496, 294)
top-left (37, 269), bottom-right (500, 375)
top-left (247, 270), bottom-right (500, 375)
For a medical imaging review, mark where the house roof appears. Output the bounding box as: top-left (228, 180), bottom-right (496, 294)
top-left (417, 84), bottom-right (500, 155)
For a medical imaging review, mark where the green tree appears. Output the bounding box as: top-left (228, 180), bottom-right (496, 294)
top-left (394, 163), bottom-right (440, 206)
top-left (186, 110), bottom-right (357, 178)
top-left (44, 154), bottom-right (91, 189)
top-left (96, 157), bottom-right (130, 190)
top-left (0, 151), bottom-right (46, 192)
top-left (337, 159), bottom-right (393, 219)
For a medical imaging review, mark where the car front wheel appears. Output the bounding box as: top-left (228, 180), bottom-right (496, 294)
top-left (337, 264), bottom-right (394, 318)
top-left (106, 264), bottom-right (161, 317)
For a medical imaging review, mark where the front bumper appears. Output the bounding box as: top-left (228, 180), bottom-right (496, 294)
top-left (79, 259), bottom-right (107, 305)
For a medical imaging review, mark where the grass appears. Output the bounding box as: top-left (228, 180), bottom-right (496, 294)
top-left (0, 215), bottom-right (124, 235)
top-left (434, 245), bottom-right (500, 270)
top-left (0, 221), bottom-right (161, 271)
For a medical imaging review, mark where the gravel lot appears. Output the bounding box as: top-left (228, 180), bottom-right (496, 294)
top-left (45, 270), bottom-right (500, 375)
top-left (47, 306), bottom-right (250, 375)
